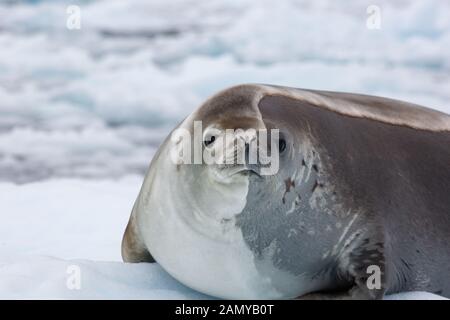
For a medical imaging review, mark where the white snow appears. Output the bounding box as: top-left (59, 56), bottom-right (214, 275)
top-left (0, 255), bottom-right (210, 299)
top-left (0, 0), bottom-right (449, 299)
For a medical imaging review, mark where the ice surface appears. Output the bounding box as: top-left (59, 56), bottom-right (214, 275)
top-left (0, 255), bottom-right (210, 299)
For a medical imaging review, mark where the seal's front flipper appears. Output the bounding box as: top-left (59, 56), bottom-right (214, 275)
top-left (299, 284), bottom-right (384, 300)
top-left (122, 209), bottom-right (155, 263)
top-left (300, 233), bottom-right (388, 300)
top-left (299, 265), bottom-right (386, 300)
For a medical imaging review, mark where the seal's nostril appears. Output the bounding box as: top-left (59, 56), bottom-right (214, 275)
top-left (279, 138), bottom-right (286, 153)
top-left (204, 135), bottom-right (216, 147)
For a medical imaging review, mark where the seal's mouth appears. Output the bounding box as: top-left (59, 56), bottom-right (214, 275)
top-left (222, 165), bottom-right (262, 178)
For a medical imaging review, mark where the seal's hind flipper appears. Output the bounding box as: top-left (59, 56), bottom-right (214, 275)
top-left (121, 209), bottom-right (155, 263)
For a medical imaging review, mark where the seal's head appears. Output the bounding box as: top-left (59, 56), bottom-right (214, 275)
top-left (171, 85), bottom-right (283, 178)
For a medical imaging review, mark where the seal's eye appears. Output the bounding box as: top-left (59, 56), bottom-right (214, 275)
top-left (279, 138), bottom-right (286, 153)
top-left (204, 135), bottom-right (216, 147)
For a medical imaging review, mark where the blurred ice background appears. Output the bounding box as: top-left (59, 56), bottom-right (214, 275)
top-left (0, 0), bottom-right (448, 299)
top-left (0, 0), bottom-right (449, 183)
